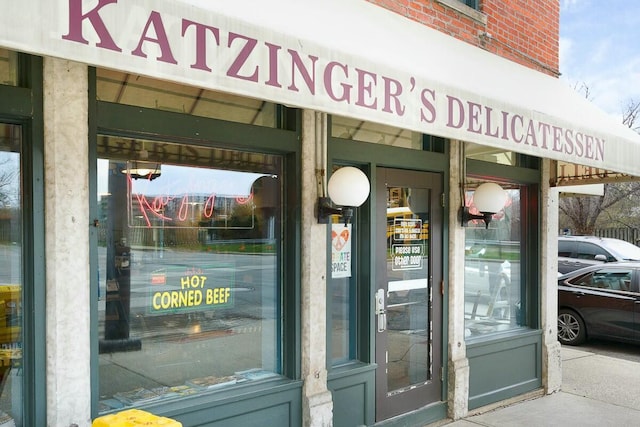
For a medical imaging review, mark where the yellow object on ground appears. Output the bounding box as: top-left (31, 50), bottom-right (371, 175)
top-left (92, 409), bottom-right (182, 427)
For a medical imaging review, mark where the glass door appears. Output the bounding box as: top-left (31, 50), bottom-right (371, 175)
top-left (375, 167), bottom-right (443, 421)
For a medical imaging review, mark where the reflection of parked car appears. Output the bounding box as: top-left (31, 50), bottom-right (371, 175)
top-left (558, 235), bottom-right (640, 274)
top-left (558, 262), bottom-right (640, 346)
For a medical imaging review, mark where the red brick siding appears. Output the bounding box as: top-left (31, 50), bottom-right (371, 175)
top-left (366, 0), bottom-right (559, 76)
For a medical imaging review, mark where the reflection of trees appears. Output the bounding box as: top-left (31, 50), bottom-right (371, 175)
top-left (559, 96), bottom-right (640, 234)
top-left (0, 157), bottom-right (18, 208)
top-left (214, 203), bottom-right (260, 240)
top-left (466, 189), bottom-right (521, 245)
top-left (0, 156), bottom-right (20, 244)
top-left (0, 208), bottom-right (19, 244)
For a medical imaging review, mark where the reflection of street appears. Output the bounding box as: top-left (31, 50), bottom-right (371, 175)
top-left (464, 259), bottom-right (520, 336)
top-left (98, 316), bottom-right (271, 397)
top-left (384, 254), bottom-right (430, 393)
top-left (96, 246), bottom-right (280, 408)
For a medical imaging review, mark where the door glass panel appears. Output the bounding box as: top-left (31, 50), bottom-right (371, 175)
top-left (96, 136), bottom-right (283, 412)
top-left (0, 123), bottom-right (23, 425)
top-left (386, 187), bottom-right (430, 392)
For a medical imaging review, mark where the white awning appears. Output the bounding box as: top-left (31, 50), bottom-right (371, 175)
top-left (2, 0), bottom-right (640, 174)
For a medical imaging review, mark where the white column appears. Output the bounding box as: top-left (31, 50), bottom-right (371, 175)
top-left (447, 140), bottom-right (469, 419)
top-left (43, 57), bottom-right (92, 427)
top-left (540, 158), bottom-right (562, 393)
top-left (300, 110), bottom-right (333, 426)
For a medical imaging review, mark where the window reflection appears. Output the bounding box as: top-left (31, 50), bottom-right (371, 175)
top-left (465, 142), bottom-right (517, 166)
top-left (96, 69), bottom-right (277, 128)
top-left (97, 136), bottom-right (283, 412)
top-left (0, 49), bottom-right (18, 86)
top-left (464, 187), bottom-right (522, 338)
top-left (385, 186), bottom-right (431, 391)
top-left (330, 221), bottom-right (355, 364)
top-left (331, 116), bottom-right (422, 149)
top-left (0, 123), bottom-right (23, 425)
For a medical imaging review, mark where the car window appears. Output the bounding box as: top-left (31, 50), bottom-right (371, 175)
top-left (567, 268), bottom-right (633, 291)
top-left (576, 242), bottom-right (614, 261)
top-left (558, 240), bottom-right (575, 257)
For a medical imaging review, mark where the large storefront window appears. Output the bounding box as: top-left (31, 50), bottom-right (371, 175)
top-left (464, 185), bottom-right (523, 338)
top-left (0, 124), bottom-right (23, 425)
top-left (96, 135), bottom-right (283, 412)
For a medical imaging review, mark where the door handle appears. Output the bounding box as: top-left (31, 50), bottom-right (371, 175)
top-left (377, 312), bottom-right (387, 333)
top-left (375, 288), bottom-right (387, 332)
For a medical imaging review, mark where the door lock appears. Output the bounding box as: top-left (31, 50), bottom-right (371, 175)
top-left (375, 288), bottom-right (387, 332)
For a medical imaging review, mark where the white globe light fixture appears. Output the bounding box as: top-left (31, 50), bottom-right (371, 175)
top-left (461, 182), bottom-right (507, 228)
top-left (318, 166), bottom-right (370, 223)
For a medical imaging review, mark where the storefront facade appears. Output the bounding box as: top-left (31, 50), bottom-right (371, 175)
top-left (1, 1), bottom-right (640, 426)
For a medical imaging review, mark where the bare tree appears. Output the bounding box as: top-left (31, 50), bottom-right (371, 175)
top-left (0, 157), bottom-right (18, 207)
top-left (559, 182), bottom-right (640, 234)
top-left (622, 98), bottom-right (640, 133)
top-left (559, 95), bottom-right (640, 235)
top-left (572, 81), bottom-right (593, 101)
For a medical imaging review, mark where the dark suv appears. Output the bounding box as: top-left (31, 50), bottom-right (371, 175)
top-left (558, 236), bottom-right (640, 274)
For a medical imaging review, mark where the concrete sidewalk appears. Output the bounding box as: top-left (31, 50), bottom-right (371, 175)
top-left (440, 345), bottom-right (640, 427)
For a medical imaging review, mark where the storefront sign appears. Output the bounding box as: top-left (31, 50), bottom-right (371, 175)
top-left (149, 267), bottom-right (234, 313)
top-left (393, 218), bottom-right (422, 241)
top-left (392, 219), bottom-right (423, 271)
top-left (391, 244), bottom-right (423, 271)
top-left (331, 224), bottom-right (352, 279)
top-left (2, 0), bottom-right (640, 174)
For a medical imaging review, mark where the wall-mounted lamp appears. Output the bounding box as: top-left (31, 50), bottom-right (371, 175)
top-left (460, 182), bottom-right (507, 229)
top-left (317, 166), bottom-right (370, 224)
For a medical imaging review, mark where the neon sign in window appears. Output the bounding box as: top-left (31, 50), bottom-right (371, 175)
top-left (123, 162), bottom-right (273, 230)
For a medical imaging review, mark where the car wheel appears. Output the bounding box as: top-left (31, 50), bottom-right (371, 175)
top-left (557, 309), bottom-right (586, 345)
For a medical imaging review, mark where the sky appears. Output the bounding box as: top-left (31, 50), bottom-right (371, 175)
top-left (559, 0), bottom-right (640, 121)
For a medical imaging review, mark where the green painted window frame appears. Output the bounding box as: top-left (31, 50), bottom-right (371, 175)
top-left (88, 68), bottom-right (302, 419)
top-left (0, 53), bottom-right (46, 426)
top-left (465, 158), bottom-right (541, 340)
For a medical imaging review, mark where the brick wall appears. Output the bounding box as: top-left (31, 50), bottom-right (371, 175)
top-left (367, 0), bottom-right (559, 77)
